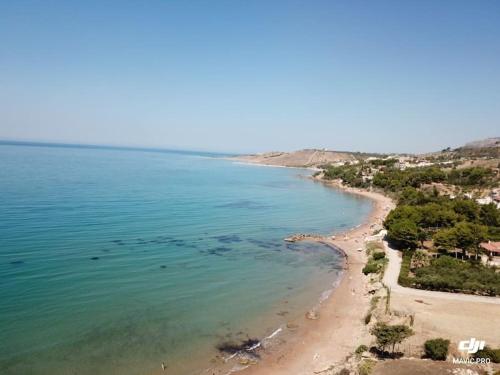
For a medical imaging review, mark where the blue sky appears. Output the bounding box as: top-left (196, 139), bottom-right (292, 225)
top-left (0, 1), bottom-right (499, 153)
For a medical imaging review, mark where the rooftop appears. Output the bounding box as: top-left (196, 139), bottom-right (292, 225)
top-left (480, 241), bottom-right (500, 254)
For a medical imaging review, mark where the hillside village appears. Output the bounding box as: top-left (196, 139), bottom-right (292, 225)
top-left (329, 153), bottom-right (500, 209)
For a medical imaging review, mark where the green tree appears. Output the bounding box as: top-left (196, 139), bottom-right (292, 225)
top-left (433, 228), bottom-right (458, 252)
top-left (417, 229), bottom-right (427, 248)
top-left (398, 187), bottom-right (429, 206)
top-left (384, 205), bottom-right (422, 231)
top-left (387, 219), bottom-right (419, 249)
top-left (418, 203), bottom-right (458, 228)
top-left (480, 203), bottom-right (500, 227)
top-left (452, 199), bottom-right (480, 222)
top-left (370, 323), bottom-right (414, 353)
top-left (454, 222), bottom-right (488, 258)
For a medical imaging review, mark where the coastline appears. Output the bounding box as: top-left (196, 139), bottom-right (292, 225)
top-left (146, 162), bottom-right (395, 375)
top-left (238, 175), bottom-right (395, 375)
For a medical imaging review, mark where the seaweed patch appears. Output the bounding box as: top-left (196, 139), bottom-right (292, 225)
top-left (213, 234), bottom-right (242, 244)
top-left (215, 200), bottom-right (269, 210)
top-left (216, 338), bottom-right (261, 355)
top-left (247, 238), bottom-right (282, 250)
top-left (206, 246), bottom-right (232, 256)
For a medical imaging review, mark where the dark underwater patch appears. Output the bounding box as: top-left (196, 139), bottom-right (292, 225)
top-left (149, 236), bottom-right (176, 244)
top-left (207, 246), bottom-right (232, 256)
top-left (215, 200), bottom-right (269, 210)
top-left (217, 338), bottom-right (260, 355)
top-left (285, 243), bottom-right (301, 251)
top-left (213, 234), bottom-right (242, 244)
top-left (247, 238), bottom-right (282, 250)
top-left (90, 256), bottom-right (100, 260)
top-left (10, 260), bottom-right (24, 265)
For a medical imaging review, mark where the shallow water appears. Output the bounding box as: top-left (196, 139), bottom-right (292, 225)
top-left (0, 144), bottom-right (372, 375)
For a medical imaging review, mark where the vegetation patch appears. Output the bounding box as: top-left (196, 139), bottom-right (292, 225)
top-left (358, 359), bottom-right (376, 375)
top-left (355, 344), bottom-right (369, 355)
top-left (397, 250), bottom-right (413, 287)
top-left (423, 338), bottom-right (450, 360)
top-left (473, 347), bottom-right (500, 363)
top-left (363, 243), bottom-right (388, 276)
top-left (406, 255), bottom-right (499, 295)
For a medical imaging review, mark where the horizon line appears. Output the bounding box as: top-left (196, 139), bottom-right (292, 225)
top-left (0, 138), bottom-right (417, 157)
top-left (0, 139), bottom-right (238, 158)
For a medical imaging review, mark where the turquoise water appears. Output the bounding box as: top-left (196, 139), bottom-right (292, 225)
top-left (0, 144), bottom-right (372, 375)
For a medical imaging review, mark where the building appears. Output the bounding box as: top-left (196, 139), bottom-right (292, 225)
top-left (480, 241), bottom-right (500, 265)
top-left (476, 196), bottom-right (493, 205)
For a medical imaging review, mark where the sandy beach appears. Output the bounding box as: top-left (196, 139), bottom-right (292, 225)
top-left (240, 181), bottom-right (395, 375)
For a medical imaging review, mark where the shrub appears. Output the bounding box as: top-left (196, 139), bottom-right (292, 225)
top-left (364, 313), bottom-right (372, 325)
top-left (358, 359), bottom-right (376, 375)
top-left (362, 261), bottom-right (379, 275)
top-left (355, 344), bottom-right (368, 354)
top-left (398, 250), bottom-right (413, 287)
top-left (372, 252), bottom-right (386, 261)
top-left (473, 346), bottom-right (500, 363)
top-left (424, 338), bottom-right (450, 360)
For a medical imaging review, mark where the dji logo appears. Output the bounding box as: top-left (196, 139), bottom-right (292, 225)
top-left (458, 338), bottom-right (485, 354)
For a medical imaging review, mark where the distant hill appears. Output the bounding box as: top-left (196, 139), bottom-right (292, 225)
top-left (235, 137), bottom-right (500, 168)
top-left (424, 137), bottom-right (500, 160)
top-left (449, 137), bottom-right (500, 158)
top-left (233, 149), bottom-right (358, 168)
top-left (462, 137), bottom-right (500, 149)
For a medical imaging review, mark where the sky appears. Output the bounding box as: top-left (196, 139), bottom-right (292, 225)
top-left (0, 1), bottom-right (499, 154)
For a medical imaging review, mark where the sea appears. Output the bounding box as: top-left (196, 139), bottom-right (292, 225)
top-left (0, 142), bottom-right (372, 375)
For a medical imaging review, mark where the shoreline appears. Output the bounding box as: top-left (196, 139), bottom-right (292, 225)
top-left (237, 176), bottom-right (395, 375)
top-left (148, 163), bottom-right (394, 375)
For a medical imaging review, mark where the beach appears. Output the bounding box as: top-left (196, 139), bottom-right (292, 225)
top-left (239, 181), bottom-right (395, 375)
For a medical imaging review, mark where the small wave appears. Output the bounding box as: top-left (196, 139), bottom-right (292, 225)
top-left (263, 327), bottom-right (282, 341)
top-left (319, 289), bottom-right (333, 304)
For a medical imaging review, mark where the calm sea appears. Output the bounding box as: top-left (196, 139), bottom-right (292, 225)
top-left (0, 143), bottom-right (372, 375)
